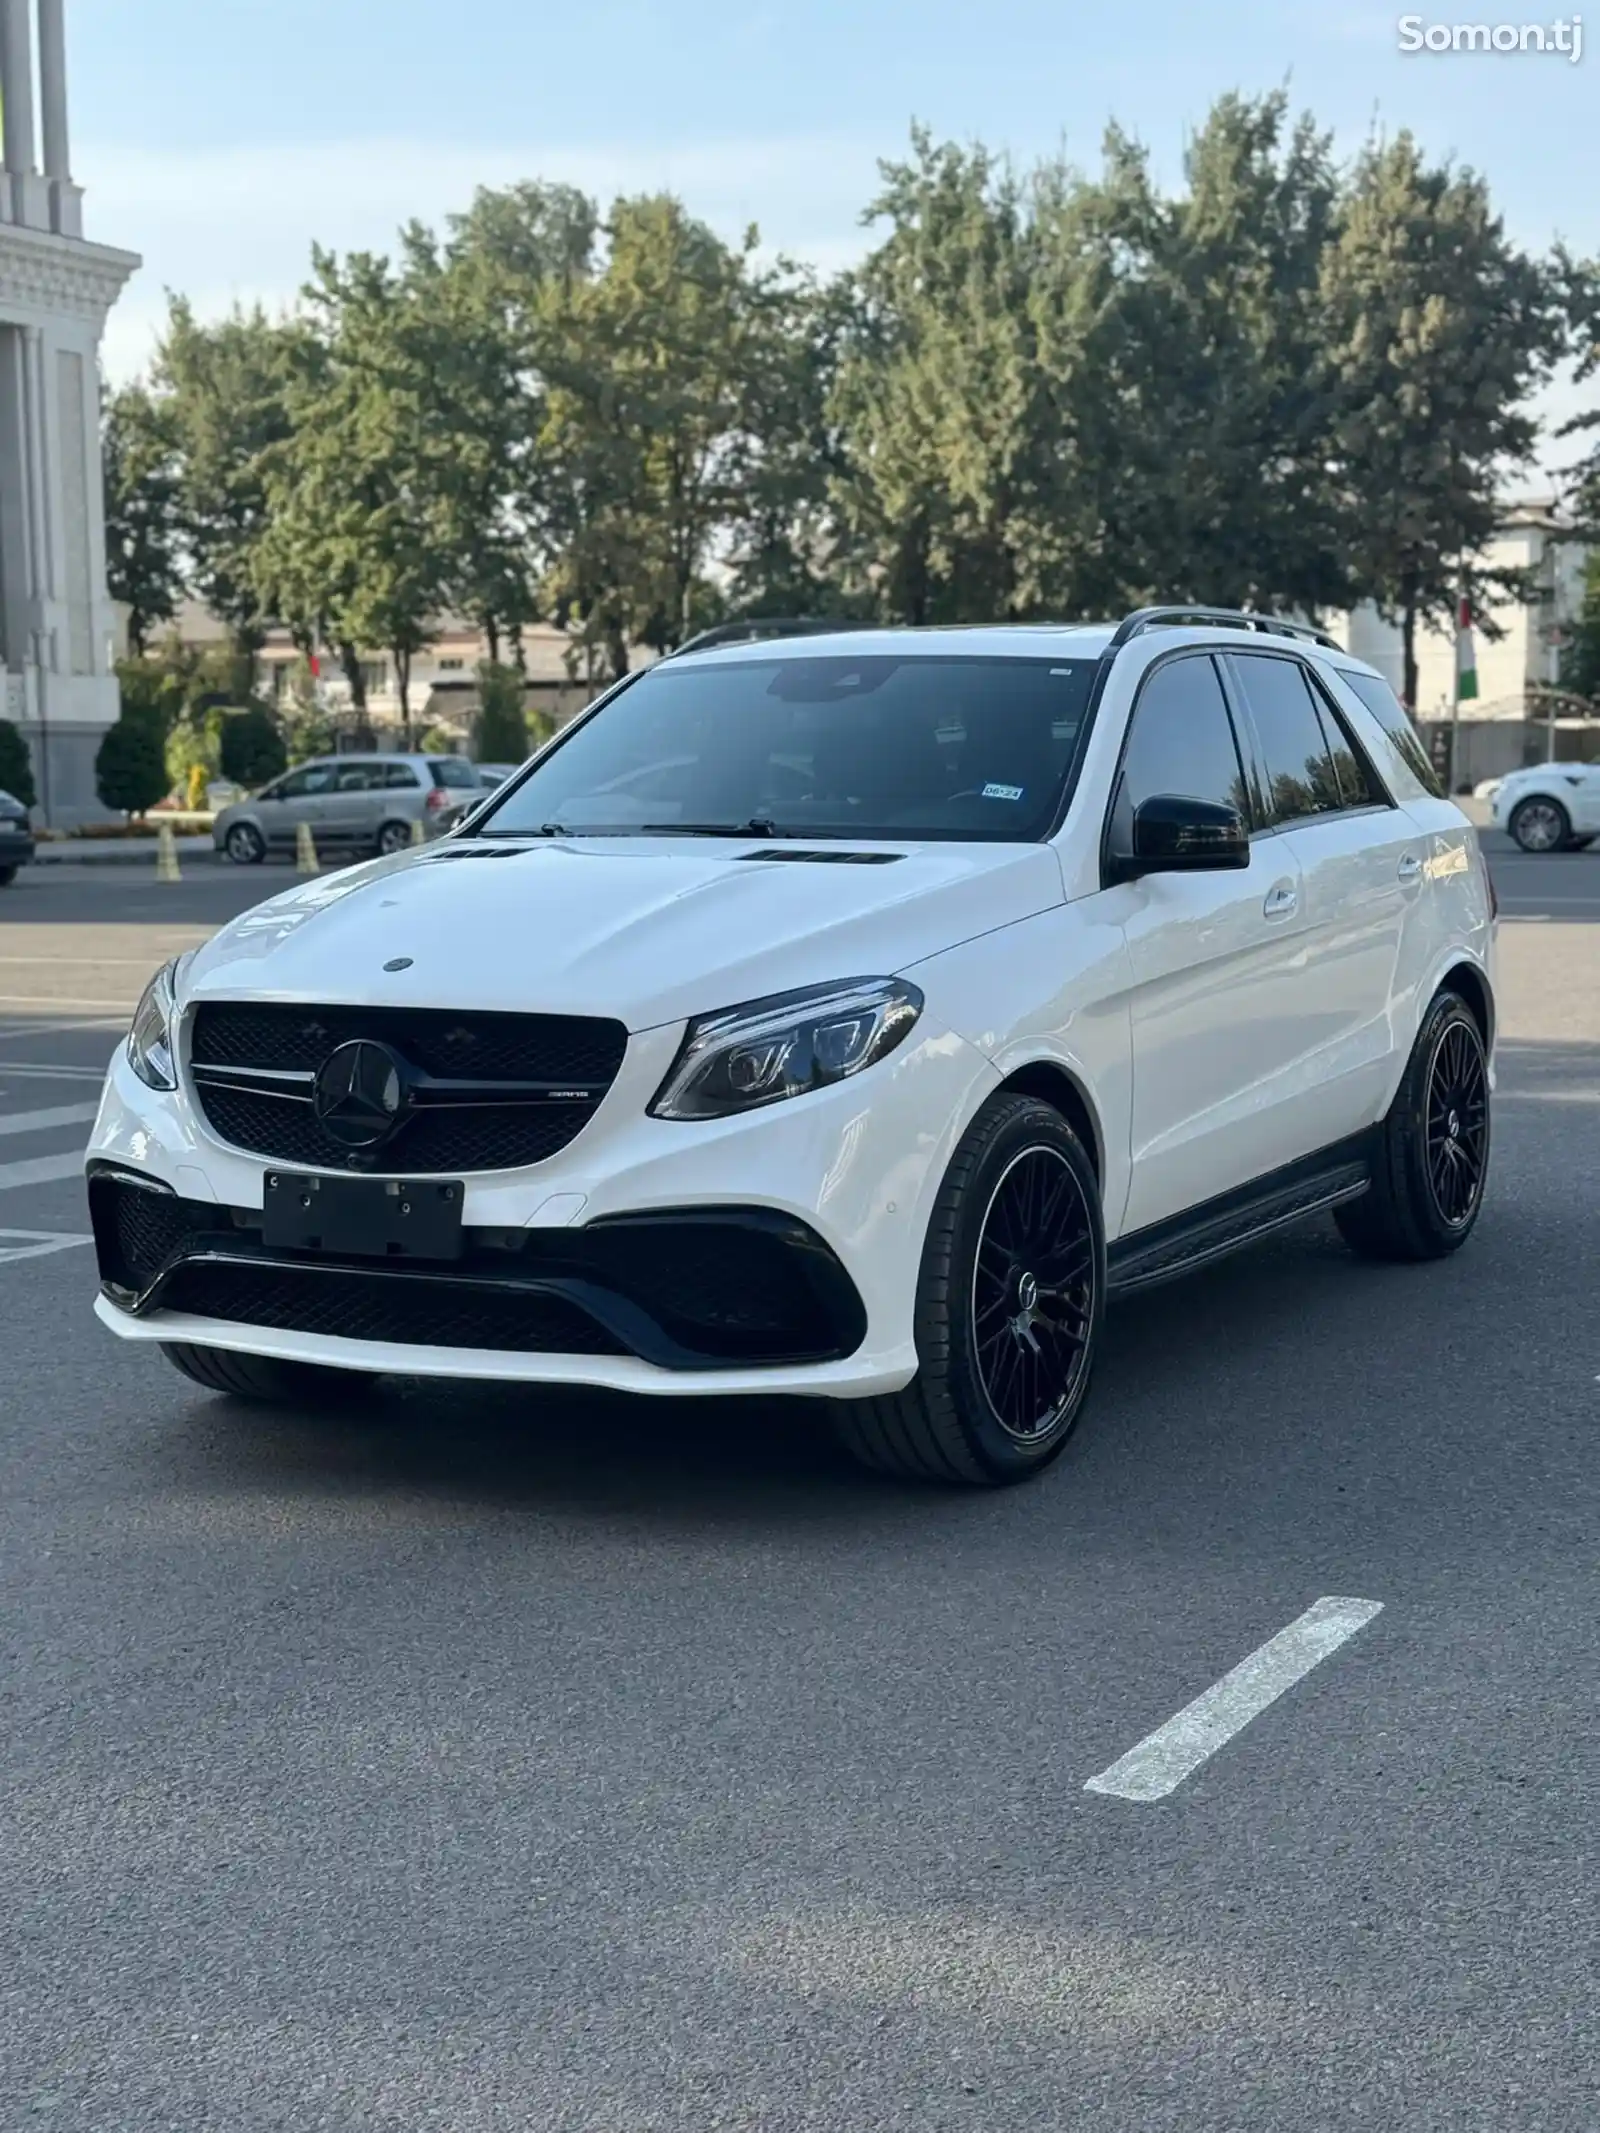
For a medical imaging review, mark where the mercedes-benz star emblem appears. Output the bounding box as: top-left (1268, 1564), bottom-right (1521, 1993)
top-left (312, 1038), bottom-right (407, 1149)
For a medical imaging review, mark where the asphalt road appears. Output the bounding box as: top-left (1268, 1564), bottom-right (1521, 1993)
top-left (1, 841), bottom-right (1596, 2133)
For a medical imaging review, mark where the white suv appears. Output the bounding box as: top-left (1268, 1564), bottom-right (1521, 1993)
top-left (1488, 762), bottom-right (1600, 852)
top-left (88, 610), bottom-right (1496, 1487)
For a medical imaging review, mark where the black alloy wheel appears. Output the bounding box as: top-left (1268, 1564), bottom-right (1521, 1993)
top-left (830, 1094), bottom-right (1105, 1486)
top-left (971, 1144), bottom-right (1096, 1442)
top-left (1424, 1015), bottom-right (1489, 1228)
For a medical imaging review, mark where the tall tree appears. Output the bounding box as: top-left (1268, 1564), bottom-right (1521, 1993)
top-left (154, 301), bottom-right (308, 655)
top-left (1321, 134), bottom-right (1565, 707)
top-left (253, 249), bottom-right (452, 742)
top-left (101, 382), bottom-right (184, 652)
top-left (534, 195), bottom-right (791, 672)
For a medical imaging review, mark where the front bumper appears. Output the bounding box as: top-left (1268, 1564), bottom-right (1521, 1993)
top-left (0, 829), bottom-right (35, 867)
top-left (88, 1010), bottom-right (999, 1398)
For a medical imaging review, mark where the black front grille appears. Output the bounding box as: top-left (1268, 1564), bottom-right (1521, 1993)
top-left (92, 1173), bottom-right (221, 1290)
top-left (160, 1261), bottom-right (628, 1356)
top-left (191, 1003), bottom-right (626, 1083)
top-left (187, 1002), bottom-right (628, 1175)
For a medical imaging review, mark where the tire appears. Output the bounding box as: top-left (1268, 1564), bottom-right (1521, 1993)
top-left (1508, 795), bottom-right (1570, 853)
top-left (830, 1094), bottom-right (1104, 1486)
top-left (224, 821), bottom-right (266, 865)
top-left (1335, 991), bottom-right (1490, 1263)
top-left (375, 818), bottom-right (413, 857)
top-left (0, 865), bottom-right (15, 886)
top-left (161, 1341), bottom-right (374, 1405)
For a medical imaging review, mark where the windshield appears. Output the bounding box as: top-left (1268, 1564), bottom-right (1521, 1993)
top-left (473, 654), bottom-right (1098, 842)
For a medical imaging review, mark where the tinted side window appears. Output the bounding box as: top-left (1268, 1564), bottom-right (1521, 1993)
top-left (1117, 654), bottom-right (1252, 823)
top-left (1307, 680), bottom-right (1387, 810)
top-left (274, 765), bottom-right (334, 800)
top-left (1231, 655), bottom-right (1341, 825)
top-left (334, 763), bottom-right (380, 792)
top-left (383, 762), bottom-right (422, 789)
top-left (1338, 670), bottom-right (1445, 797)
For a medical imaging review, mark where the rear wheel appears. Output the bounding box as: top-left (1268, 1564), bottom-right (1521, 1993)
top-left (161, 1341), bottom-right (374, 1404)
top-left (375, 818), bottom-right (412, 857)
top-left (1335, 991), bottom-right (1490, 1262)
top-left (1508, 795), bottom-right (1570, 853)
top-left (830, 1094), bottom-right (1103, 1486)
top-left (224, 821), bottom-right (265, 865)
top-left (0, 865), bottom-right (15, 886)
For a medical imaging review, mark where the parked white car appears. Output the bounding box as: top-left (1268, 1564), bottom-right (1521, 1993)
top-left (1489, 763), bottom-right (1600, 852)
top-left (88, 609), bottom-right (1496, 1487)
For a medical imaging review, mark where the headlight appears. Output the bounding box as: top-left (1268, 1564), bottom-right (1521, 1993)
top-left (127, 957), bottom-right (186, 1091)
top-left (649, 977), bottom-right (924, 1121)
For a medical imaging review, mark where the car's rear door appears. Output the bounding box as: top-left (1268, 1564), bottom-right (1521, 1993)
top-left (320, 760), bottom-right (382, 848)
top-left (1223, 650), bottom-right (1416, 1144)
top-left (1106, 650), bottom-right (1315, 1233)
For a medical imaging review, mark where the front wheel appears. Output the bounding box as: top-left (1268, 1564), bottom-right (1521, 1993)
top-left (161, 1342), bottom-right (374, 1405)
top-left (831, 1095), bottom-right (1104, 1485)
top-left (0, 865), bottom-right (15, 887)
top-left (224, 821), bottom-right (265, 865)
top-left (1508, 795), bottom-right (1570, 853)
top-left (1335, 991), bottom-right (1490, 1262)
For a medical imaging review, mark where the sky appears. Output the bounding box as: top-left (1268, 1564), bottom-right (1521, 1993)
top-left (71, 0), bottom-right (1598, 472)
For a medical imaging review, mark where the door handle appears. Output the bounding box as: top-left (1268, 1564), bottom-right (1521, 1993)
top-left (1263, 882), bottom-right (1298, 919)
top-left (1397, 852), bottom-right (1423, 884)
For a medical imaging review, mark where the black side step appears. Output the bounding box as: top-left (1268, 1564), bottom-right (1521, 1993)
top-left (1107, 1138), bottom-right (1375, 1298)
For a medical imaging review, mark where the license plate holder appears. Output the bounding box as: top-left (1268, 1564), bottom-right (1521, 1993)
top-left (262, 1172), bottom-right (465, 1260)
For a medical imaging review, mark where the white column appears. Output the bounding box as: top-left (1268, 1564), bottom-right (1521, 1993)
top-left (0, 0), bottom-right (48, 227)
top-left (38, 0), bottom-right (69, 179)
top-left (0, 0), bottom-right (37, 173)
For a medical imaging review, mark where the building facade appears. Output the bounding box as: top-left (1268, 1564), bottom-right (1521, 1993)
top-left (1334, 501), bottom-right (1596, 789)
top-left (0, 0), bottom-right (137, 822)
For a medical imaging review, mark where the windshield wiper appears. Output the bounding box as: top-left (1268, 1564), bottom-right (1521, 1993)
top-left (636, 817), bottom-right (780, 838)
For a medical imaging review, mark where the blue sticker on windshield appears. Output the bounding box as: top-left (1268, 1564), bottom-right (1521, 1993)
top-left (982, 782), bottom-right (1025, 801)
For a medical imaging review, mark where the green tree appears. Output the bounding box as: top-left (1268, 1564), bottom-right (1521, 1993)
top-left (95, 717), bottom-right (170, 817)
top-left (1559, 554), bottom-right (1600, 701)
top-left (535, 195), bottom-right (796, 672)
top-left (1321, 134), bottom-right (1565, 707)
top-left (254, 249), bottom-right (451, 741)
top-left (154, 300), bottom-right (310, 656)
top-left (473, 661), bottom-right (529, 761)
top-left (116, 645), bottom-right (191, 731)
top-left (0, 719), bottom-right (37, 809)
top-left (102, 382), bottom-right (184, 653)
top-left (219, 704), bottom-right (287, 787)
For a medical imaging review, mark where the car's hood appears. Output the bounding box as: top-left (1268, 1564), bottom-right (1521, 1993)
top-left (182, 837), bottom-right (1065, 1029)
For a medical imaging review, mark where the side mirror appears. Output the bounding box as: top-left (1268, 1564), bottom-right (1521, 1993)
top-left (1109, 794), bottom-right (1249, 882)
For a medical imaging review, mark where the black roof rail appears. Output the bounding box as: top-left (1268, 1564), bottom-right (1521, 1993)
top-left (1106, 605), bottom-right (1343, 653)
top-left (668, 617), bottom-right (876, 659)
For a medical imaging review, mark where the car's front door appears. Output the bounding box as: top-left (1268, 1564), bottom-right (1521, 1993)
top-left (1224, 650), bottom-right (1418, 1143)
top-left (1105, 651), bottom-right (1315, 1234)
top-left (260, 762), bottom-right (335, 851)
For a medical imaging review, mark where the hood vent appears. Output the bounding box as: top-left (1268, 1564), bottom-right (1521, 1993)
top-left (422, 844), bottom-right (524, 861)
top-left (736, 848), bottom-right (903, 866)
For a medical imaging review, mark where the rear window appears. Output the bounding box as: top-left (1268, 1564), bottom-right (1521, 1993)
top-left (428, 758), bottom-right (480, 789)
top-left (1337, 671), bottom-right (1443, 798)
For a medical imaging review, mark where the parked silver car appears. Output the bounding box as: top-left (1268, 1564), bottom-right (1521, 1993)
top-left (213, 753), bottom-right (481, 865)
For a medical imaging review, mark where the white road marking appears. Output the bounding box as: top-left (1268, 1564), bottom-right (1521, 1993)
top-left (0, 1228), bottom-right (93, 1265)
top-left (0, 1151), bottom-right (87, 1192)
top-left (1495, 1090), bottom-right (1600, 1105)
top-left (0, 955), bottom-right (172, 967)
top-left (1084, 1596), bottom-right (1384, 1803)
top-left (0, 1019), bottom-right (126, 1042)
top-left (0, 1103), bottom-right (98, 1138)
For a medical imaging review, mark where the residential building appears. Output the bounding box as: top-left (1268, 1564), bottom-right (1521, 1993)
top-left (0, 0), bottom-right (139, 823)
top-left (1332, 500), bottom-right (1596, 789)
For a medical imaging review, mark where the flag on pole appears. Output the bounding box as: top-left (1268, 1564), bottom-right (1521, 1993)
top-left (1455, 595), bottom-right (1479, 702)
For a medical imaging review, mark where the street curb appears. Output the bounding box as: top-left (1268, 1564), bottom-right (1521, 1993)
top-left (31, 841), bottom-right (218, 868)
